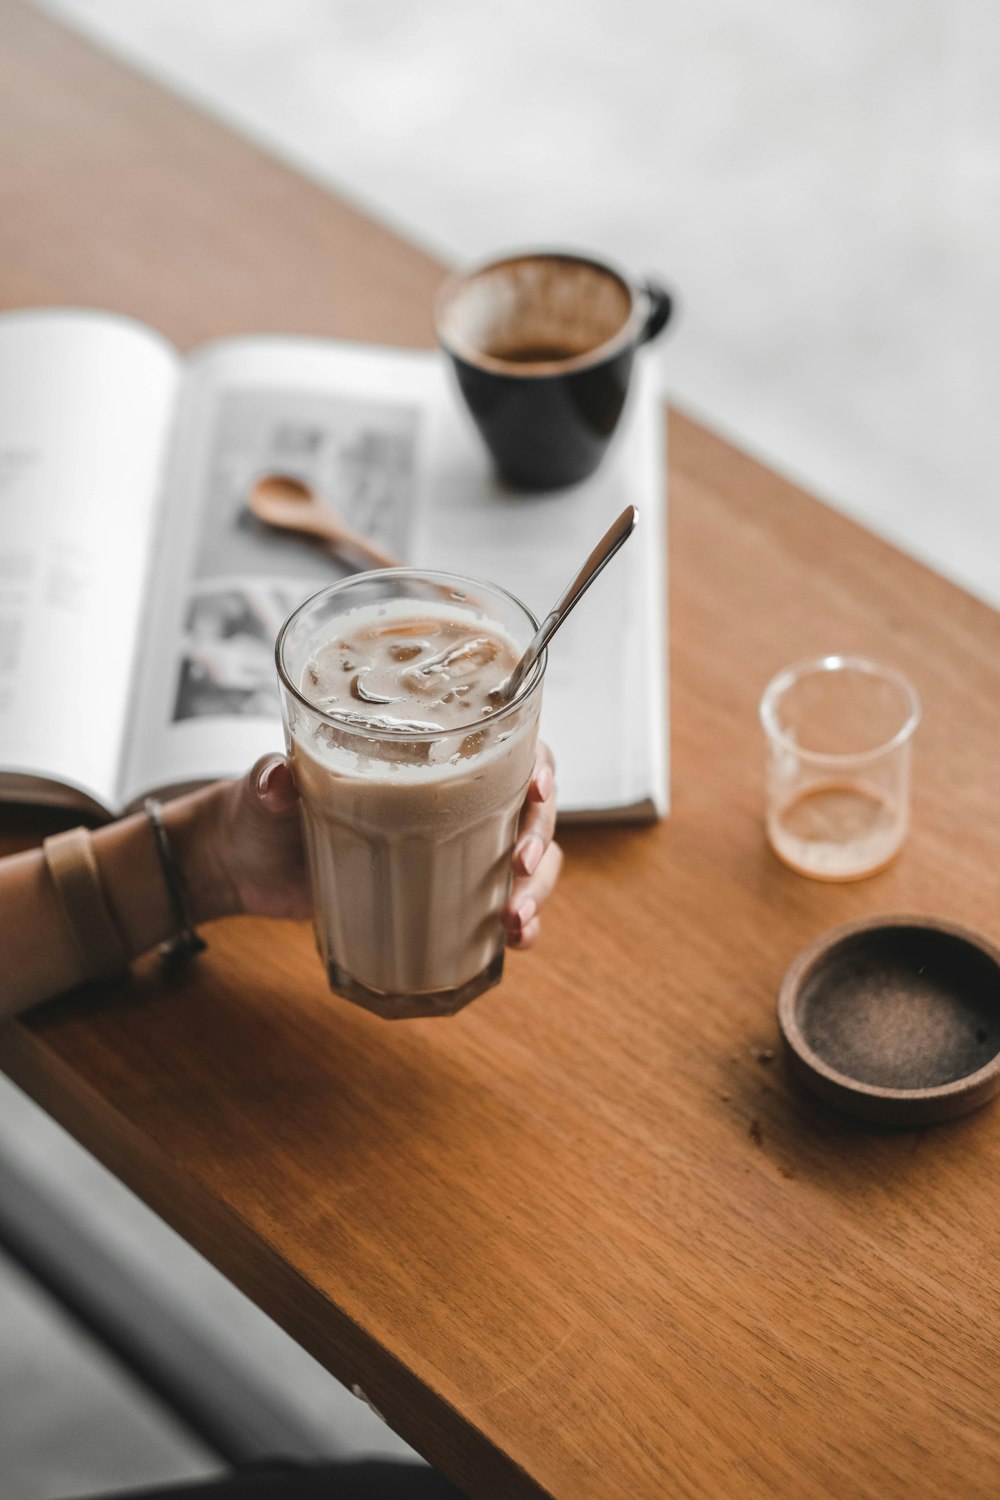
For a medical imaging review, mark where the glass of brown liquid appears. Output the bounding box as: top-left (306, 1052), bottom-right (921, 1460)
top-left (759, 655), bottom-right (921, 881)
top-left (276, 570), bottom-right (545, 1018)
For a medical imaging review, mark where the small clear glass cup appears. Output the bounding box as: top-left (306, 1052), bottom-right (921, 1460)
top-left (276, 569), bottom-right (545, 1018)
top-left (759, 655), bottom-right (921, 882)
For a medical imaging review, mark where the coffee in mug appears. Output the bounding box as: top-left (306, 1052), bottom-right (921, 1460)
top-left (434, 249), bottom-right (673, 490)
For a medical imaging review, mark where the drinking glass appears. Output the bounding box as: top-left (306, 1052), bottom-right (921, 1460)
top-left (759, 654), bottom-right (921, 881)
top-left (276, 570), bottom-right (544, 1017)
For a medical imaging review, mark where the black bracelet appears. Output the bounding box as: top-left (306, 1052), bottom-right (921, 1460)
top-left (144, 797), bottom-right (208, 970)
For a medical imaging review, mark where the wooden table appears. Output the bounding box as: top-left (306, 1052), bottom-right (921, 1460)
top-left (3, 4), bottom-right (1000, 1496)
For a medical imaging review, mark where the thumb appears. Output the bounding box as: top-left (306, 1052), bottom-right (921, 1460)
top-left (249, 754), bottom-right (300, 816)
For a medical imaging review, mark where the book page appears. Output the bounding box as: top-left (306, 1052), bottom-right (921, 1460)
top-left (415, 357), bottom-right (668, 819)
top-left (120, 337), bottom-right (667, 819)
top-left (0, 310), bottom-right (180, 813)
top-left (119, 339), bottom-right (432, 802)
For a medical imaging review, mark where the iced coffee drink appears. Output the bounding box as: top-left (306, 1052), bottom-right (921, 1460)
top-left (276, 571), bottom-right (544, 1018)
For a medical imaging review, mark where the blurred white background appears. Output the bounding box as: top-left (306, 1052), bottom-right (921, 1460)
top-left (33, 0), bottom-right (1000, 604)
top-left (4, 2), bottom-right (999, 1495)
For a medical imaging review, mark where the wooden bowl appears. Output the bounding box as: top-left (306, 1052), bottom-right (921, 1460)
top-left (778, 915), bottom-right (1000, 1125)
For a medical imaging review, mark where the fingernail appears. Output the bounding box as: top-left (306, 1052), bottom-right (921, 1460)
top-left (536, 763), bottom-right (554, 801)
top-left (516, 835), bottom-right (543, 876)
top-left (514, 897), bottom-right (536, 930)
top-left (257, 761), bottom-right (277, 795)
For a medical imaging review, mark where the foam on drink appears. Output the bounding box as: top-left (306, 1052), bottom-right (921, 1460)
top-left (301, 606), bottom-right (517, 738)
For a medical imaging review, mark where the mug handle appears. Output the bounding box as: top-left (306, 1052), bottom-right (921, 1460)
top-left (637, 278), bottom-right (674, 344)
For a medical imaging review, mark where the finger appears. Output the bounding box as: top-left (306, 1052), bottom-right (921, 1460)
top-left (509, 915), bottom-right (541, 951)
top-left (502, 893), bottom-right (535, 945)
top-left (522, 840), bottom-right (563, 911)
top-left (503, 841), bottom-right (563, 933)
top-left (251, 754), bottom-right (299, 814)
top-left (515, 756), bottom-right (558, 873)
top-left (525, 742), bottom-right (556, 803)
top-left (514, 785), bottom-right (558, 874)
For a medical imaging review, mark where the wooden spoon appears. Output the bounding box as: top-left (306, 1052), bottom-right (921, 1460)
top-left (247, 473), bottom-right (400, 571)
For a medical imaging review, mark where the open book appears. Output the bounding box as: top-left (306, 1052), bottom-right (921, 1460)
top-left (0, 309), bottom-right (668, 822)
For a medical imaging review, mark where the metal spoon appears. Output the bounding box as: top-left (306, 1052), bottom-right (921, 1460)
top-left (493, 504), bottom-right (638, 706)
top-left (247, 472), bottom-right (400, 571)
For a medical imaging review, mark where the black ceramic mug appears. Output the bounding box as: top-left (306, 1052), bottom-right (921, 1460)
top-left (434, 249), bottom-right (673, 490)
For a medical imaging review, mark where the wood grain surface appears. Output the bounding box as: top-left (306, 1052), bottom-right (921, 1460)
top-left (2, 4), bottom-right (1000, 1496)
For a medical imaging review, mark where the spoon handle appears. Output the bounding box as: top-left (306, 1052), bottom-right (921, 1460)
top-left (503, 504), bottom-right (638, 702)
top-left (330, 528), bottom-right (401, 572)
